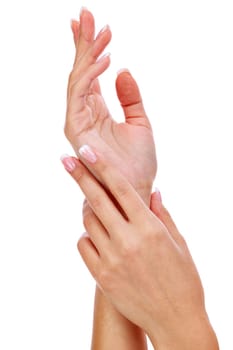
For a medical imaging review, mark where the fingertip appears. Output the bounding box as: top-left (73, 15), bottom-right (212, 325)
top-left (60, 154), bottom-right (76, 173)
top-left (154, 187), bottom-right (162, 204)
top-left (79, 6), bottom-right (95, 41)
top-left (79, 6), bottom-right (89, 17)
top-left (70, 19), bottom-right (80, 47)
top-left (150, 188), bottom-right (162, 214)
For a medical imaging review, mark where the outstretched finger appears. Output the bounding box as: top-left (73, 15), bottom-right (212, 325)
top-left (73, 8), bottom-right (95, 67)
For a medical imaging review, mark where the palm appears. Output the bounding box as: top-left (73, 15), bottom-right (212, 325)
top-left (82, 93), bottom-right (156, 188)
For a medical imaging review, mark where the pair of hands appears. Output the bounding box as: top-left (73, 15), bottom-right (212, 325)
top-left (62, 8), bottom-right (218, 350)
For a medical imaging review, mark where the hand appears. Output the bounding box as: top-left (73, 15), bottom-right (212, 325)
top-left (65, 9), bottom-right (157, 203)
top-left (61, 150), bottom-right (219, 350)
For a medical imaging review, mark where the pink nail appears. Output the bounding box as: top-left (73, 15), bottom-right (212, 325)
top-left (99, 24), bottom-right (110, 34)
top-left (154, 187), bottom-right (162, 203)
top-left (154, 187), bottom-right (162, 211)
top-left (97, 52), bottom-right (111, 63)
top-left (60, 154), bottom-right (76, 172)
top-left (79, 145), bottom-right (97, 164)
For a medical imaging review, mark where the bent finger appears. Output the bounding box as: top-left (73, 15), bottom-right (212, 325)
top-left (67, 54), bottom-right (110, 116)
top-left (77, 233), bottom-right (100, 279)
top-left (83, 202), bottom-right (110, 254)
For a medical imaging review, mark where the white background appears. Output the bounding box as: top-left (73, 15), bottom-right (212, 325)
top-left (0, 0), bottom-right (232, 349)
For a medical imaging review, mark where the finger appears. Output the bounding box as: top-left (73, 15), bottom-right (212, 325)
top-left (150, 190), bottom-right (184, 245)
top-left (71, 25), bottom-right (112, 82)
top-left (61, 155), bottom-right (127, 236)
top-left (77, 233), bottom-right (100, 279)
top-left (76, 145), bottom-right (148, 224)
top-left (68, 53), bottom-right (110, 115)
top-left (67, 28), bottom-right (111, 102)
top-left (116, 70), bottom-right (151, 128)
top-left (92, 79), bottom-right (101, 94)
top-left (83, 202), bottom-right (110, 254)
top-left (70, 19), bottom-right (80, 48)
top-left (74, 7), bottom-right (95, 66)
top-left (70, 18), bottom-right (103, 96)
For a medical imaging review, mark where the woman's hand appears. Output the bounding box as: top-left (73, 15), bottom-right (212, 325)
top-left (61, 149), bottom-right (219, 350)
top-left (65, 8), bottom-right (157, 204)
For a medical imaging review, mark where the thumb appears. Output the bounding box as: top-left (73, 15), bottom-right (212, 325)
top-left (115, 69), bottom-right (151, 128)
top-left (150, 189), bottom-right (183, 244)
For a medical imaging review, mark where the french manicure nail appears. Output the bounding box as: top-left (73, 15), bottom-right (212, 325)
top-left (60, 154), bottom-right (76, 172)
top-left (117, 68), bottom-right (130, 76)
top-left (97, 52), bottom-right (111, 63)
top-left (99, 24), bottom-right (110, 34)
top-left (79, 6), bottom-right (88, 16)
top-left (79, 145), bottom-right (97, 164)
top-left (154, 187), bottom-right (162, 204)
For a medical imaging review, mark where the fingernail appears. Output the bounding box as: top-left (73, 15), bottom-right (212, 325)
top-left (97, 52), bottom-right (111, 63)
top-left (70, 18), bottom-right (75, 26)
top-left (79, 6), bottom-right (88, 16)
top-left (100, 24), bottom-right (110, 34)
top-left (79, 145), bottom-right (97, 164)
top-left (117, 68), bottom-right (130, 76)
top-left (81, 232), bottom-right (89, 238)
top-left (60, 154), bottom-right (76, 172)
top-left (154, 187), bottom-right (162, 204)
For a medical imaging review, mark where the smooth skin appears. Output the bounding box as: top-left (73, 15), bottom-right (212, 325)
top-left (61, 151), bottom-right (219, 350)
top-left (66, 8), bottom-right (157, 349)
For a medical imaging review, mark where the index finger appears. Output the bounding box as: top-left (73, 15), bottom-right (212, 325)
top-left (61, 155), bottom-right (127, 237)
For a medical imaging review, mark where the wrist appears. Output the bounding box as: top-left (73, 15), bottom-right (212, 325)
top-left (148, 314), bottom-right (219, 350)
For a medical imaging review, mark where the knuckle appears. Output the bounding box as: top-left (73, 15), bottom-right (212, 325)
top-left (82, 214), bottom-right (90, 230)
top-left (91, 195), bottom-right (103, 211)
top-left (83, 211), bottom-right (94, 231)
top-left (115, 180), bottom-right (130, 199)
top-left (82, 200), bottom-right (89, 215)
top-left (119, 239), bottom-right (139, 259)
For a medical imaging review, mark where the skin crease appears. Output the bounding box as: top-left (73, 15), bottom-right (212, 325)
top-left (67, 8), bottom-right (157, 349)
top-left (61, 154), bottom-right (219, 350)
